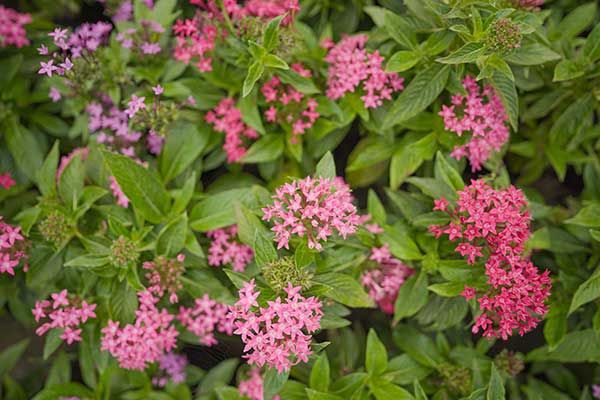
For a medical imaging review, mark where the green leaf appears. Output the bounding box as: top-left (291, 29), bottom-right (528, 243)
top-left (243, 61), bottom-right (265, 97)
top-left (366, 329), bottom-right (388, 376)
top-left (0, 339), bottom-right (29, 378)
top-left (387, 51), bottom-right (420, 72)
top-left (37, 141), bottom-right (60, 198)
top-left (427, 282), bottom-right (464, 297)
top-left (393, 325), bottom-right (444, 368)
top-left (43, 329), bottom-right (63, 360)
top-left (159, 122), bottom-right (209, 183)
top-left (31, 383), bottom-right (93, 400)
top-left (555, 2), bottom-right (597, 40)
top-left (434, 151), bottom-right (464, 191)
top-left (504, 43), bottom-right (561, 66)
top-left (315, 151), bottom-right (336, 180)
top-left (4, 117), bottom-right (45, 181)
top-left (110, 282), bottom-right (138, 324)
top-left (262, 14), bottom-right (285, 52)
top-left (240, 135), bottom-right (284, 163)
top-left (380, 230), bottom-right (423, 260)
top-left (544, 304), bottom-right (567, 350)
top-left (156, 213), bottom-right (188, 257)
top-left (264, 54), bottom-right (289, 70)
top-left (237, 91), bottom-right (265, 134)
top-left (275, 69), bottom-right (320, 94)
top-left (487, 363), bottom-right (505, 400)
top-left (102, 150), bottom-right (170, 223)
top-left (370, 378), bottom-right (415, 400)
top-left (190, 187), bottom-right (260, 231)
top-left (310, 353), bottom-right (331, 392)
top-left (568, 268), bottom-right (600, 314)
top-left (384, 11), bottom-right (417, 49)
top-left (172, 172), bottom-right (197, 215)
top-left (384, 65), bottom-right (450, 129)
top-left (390, 133), bottom-right (437, 189)
top-left (393, 271), bottom-right (428, 322)
top-left (436, 42), bottom-right (485, 64)
top-left (198, 359), bottom-right (239, 396)
top-left (566, 204), bottom-right (600, 228)
top-left (0, 54), bottom-right (23, 90)
top-left (527, 329), bottom-right (600, 363)
top-left (58, 153), bottom-right (84, 207)
top-left (65, 254), bottom-right (110, 268)
top-left (263, 368), bottom-right (289, 400)
top-left (413, 380), bottom-right (427, 400)
top-left (314, 272), bottom-right (375, 308)
top-left (583, 23), bottom-right (600, 62)
top-left (553, 59), bottom-right (585, 82)
top-left (254, 230), bottom-right (277, 267)
top-left (385, 355), bottom-right (431, 385)
top-left (488, 72), bottom-right (518, 130)
top-left (306, 389), bottom-right (344, 400)
top-left (346, 140), bottom-right (395, 172)
top-left (367, 190), bottom-right (386, 225)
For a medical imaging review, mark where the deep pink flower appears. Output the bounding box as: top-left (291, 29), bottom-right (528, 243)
top-left (207, 225), bottom-right (254, 272)
top-left (177, 294), bottom-right (234, 346)
top-left (262, 176), bottom-right (361, 250)
top-left (0, 217), bottom-right (28, 275)
top-left (0, 6), bottom-right (31, 48)
top-left (0, 173), bottom-right (16, 189)
top-left (324, 35), bottom-right (404, 109)
top-left (228, 280), bottom-right (322, 372)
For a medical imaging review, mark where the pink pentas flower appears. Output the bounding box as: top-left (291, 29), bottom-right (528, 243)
top-left (0, 173), bottom-right (16, 189)
top-left (243, 0), bottom-right (300, 25)
top-left (101, 290), bottom-right (179, 370)
top-left (152, 352), bottom-right (187, 387)
top-left (116, 19), bottom-right (164, 54)
top-left (0, 217), bottom-right (29, 275)
top-left (177, 294), bottom-right (234, 346)
top-left (206, 98), bottom-right (258, 163)
top-left (262, 176), bottom-right (361, 251)
top-left (228, 280), bottom-right (322, 372)
top-left (49, 87), bottom-right (62, 102)
top-left (592, 385), bottom-right (600, 400)
top-left (109, 176), bottom-right (130, 208)
top-left (260, 65), bottom-right (321, 144)
top-left (33, 290), bottom-right (96, 344)
top-left (439, 76), bottom-right (510, 172)
top-left (362, 244), bottom-right (414, 314)
top-left (324, 35), bottom-right (404, 109)
top-left (173, 13), bottom-right (219, 72)
top-left (207, 225), bottom-right (254, 272)
top-left (0, 6), bottom-right (31, 48)
top-left (238, 368), bottom-right (264, 400)
top-left (143, 254), bottom-right (186, 303)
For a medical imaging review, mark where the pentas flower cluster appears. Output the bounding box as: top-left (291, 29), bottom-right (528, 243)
top-left (238, 368), bottom-right (281, 400)
top-left (177, 294), bottom-right (234, 346)
top-left (32, 290), bottom-right (97, 344)
top-left (0, 6), bottom-right (31, 48)
top-left (439, 76), bottom-right (510, 171)
top-left (38, 22), bottom-right (112, 77)
top-left (228, 280), bottom-right (323, 372)
top-left (116, 19), bottom-right (164, 55)
top-left (0, 217), bottom-right (29, 275)
top-left (0, 173), bottom-right (16, 189)
top-left (152, 353), bottom-right (187, 387)
top-left (261, 64), bottom-right (320, 143)
top-left (207, 225), bottom-right (254, 272)
top-left (262, 176), bottom-right (360, 250)
top-left (361, 244), bottom-right (414, 314)
top-left (172, 12), bottom-right (219, 72)
top-left (101, 290), bottom-right (179, 370)
top-left (143, 254), bottom-right (186, 303)
top-left (429, 180), bottom-right (551, 339)
top-left (206, 98), bottom-right (258, 162)
top-left (244, 0), bottom-right (300, 25)
top-left (324, 35), bottom-right (404, 109)
top-left (485, 19), bottom-right (522, 53)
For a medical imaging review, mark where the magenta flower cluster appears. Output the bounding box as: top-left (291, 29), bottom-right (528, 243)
top-left (101, 290), bottom-right (179, 370)
top-left (439, 76), bottom-right (510, 172)
top-left (324, 34), bottom-right (404, 109)
top-left (33, 290), bottom-right (97, 344)
top-left (116, 19), bottom-right (164, 55)
top-left (362, 243), bottom-right (414, 314)
top-left (173, 12), bottom-right (219, 72)
top-left (0, 173), bottom-right (16, 190)
top-left (0, 6), bottom-right (31, 48)
top-left (207, 225), bottom-right (254, 272)
top-left (262, 176), bottom-right (360, 250)
top-left (0, 217), bottom-right (28, 275)
top-left (228, 280), bottom-right (322, 372)
top-left (244, 0), bottom-right (300, 25)
top-left (178, 294), bottom-right (234, 346)
top-left (206, 98), bottom-right (259, 163)
top-left (429, 180), bottom-right (551, 339)
top-left (143, 254), bottom-right (186, 304)
top-left (261, 64), bottom-right (320, 143)
top-left (152, 352), bottom-right (188, 387)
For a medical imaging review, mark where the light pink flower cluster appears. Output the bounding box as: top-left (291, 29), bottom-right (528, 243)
top-left (228, 280), bottom-right (322, 372)
top-left (152, 352), bottom-right (187, 387)
top-left (324, 35), bottom-right (404, 109)
top-left (32, 290), bottom-right (97, 344)
top-left (178, 294), bottom-right (234, 346)
top-left (206, 98), bottom-right (258, 163)
top-left (429, 180), bottom-right (551, 340)
top-left (116, 19), bottom-right (164, 55)
top-left (0, 6), bottom-right (31, 48)
top-left (593, 385), bottom-right (600, 400)
top-left (173, 13), bottom-right (219, 72)
top-left (57, 147), bottom-right (89, 182)
top-left (0, 217), bottom-right (29, 275)
top-left (438, 76), bottom-right (510, 171)
top-left (238, 368), bottom-right (281, 400)
top-left (262, 176), bottom-right (360, 250)
top-left (101, 290), bottom-right (179, 370)
top-left (207, 225), bottom-right (254, 272)
top-left (109, 176), bottom-right (130, 208)
top-left (0, 173), bottom-right (16, 189)
top-left (361, 244), bottom-right (414, 314)
top-left (38, 23), bottom-right (112, 77)
top-left (261, 64), bottom-right (320, 143)
top-left (143, 254), bottom-right (186, 303)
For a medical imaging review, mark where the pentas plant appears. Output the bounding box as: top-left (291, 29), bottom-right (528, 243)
top-left (3, 0), bottom-right (600, 398)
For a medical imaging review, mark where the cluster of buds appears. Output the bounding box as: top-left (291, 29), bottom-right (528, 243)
top-left (262, 256), bottom-right (313, 293)
top-left (109, 236), bottom-right (139, 269)
top-left (38, 211), bottom-right (72, 248)
top-left (485, 19), bottom-right (522, 53)
top-left (434, 363), bottom-right (473, 397)
top-left (143, 254), bottom-right (186, 303)
top-left (32, 290), bottom-right (97, 344)
top-left (494, 350), bottom-right (525, 377)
